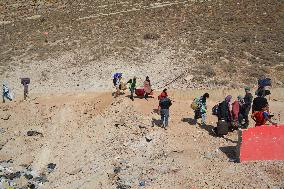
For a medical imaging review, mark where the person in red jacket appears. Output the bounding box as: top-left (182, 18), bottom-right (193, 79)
top-left (157, 89), bottom-right (168, 113)
top-left (251, 105), bottom-right (277, 126)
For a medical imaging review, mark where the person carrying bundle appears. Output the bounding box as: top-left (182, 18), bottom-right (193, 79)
top-left (127, 77), bottom-right (136, 101)
top-left (192, 93), bottom-right (209, 126)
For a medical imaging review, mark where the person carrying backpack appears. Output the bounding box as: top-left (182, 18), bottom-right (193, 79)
top-left (194, 93), bottom-right (209, 125)
top-left (159, 95), bottom-right (172, 130)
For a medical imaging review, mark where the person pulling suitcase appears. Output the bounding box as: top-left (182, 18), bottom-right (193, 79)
top-left (212, 95), bottom-right (232, 136)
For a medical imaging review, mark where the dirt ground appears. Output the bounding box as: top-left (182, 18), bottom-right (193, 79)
top-left (0, 89), bottom-right (283, 189)
top-left (1, 0), bottom-right (284, 188)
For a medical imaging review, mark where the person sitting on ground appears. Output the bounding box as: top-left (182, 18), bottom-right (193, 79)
top-left (143, 76), bottom-right (152, 100)
top-left (239, 87), bottom-right (253, 129)
top-left (232, 96), bottom-right (243, 129)
top-left (159, 94), bottom-right (172, 130)
top-left (2, 82), bottom-right (12, 103)
top-left (127, 77), bottom-right (136, 101)
top-left (194, 93), bottom-right (210, 126)
top-left (251, 105), bottom-right (277, 126)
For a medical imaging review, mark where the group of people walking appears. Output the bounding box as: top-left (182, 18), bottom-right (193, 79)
top-left (113, 73), bottom-right (153, 101)
top-left (192, 77), bottom-right (277, 136)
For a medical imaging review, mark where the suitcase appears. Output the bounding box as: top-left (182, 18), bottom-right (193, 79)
top-left (135, 89), bottom-right (145, 96)
top-left (217, 119), bottom-right (228, 136)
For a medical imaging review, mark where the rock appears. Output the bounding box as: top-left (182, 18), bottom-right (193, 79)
top-left (1, 114), bottom-right (11, 120)
top-left (6, 171), bottom-right (21, 180)
top-left (47, 163), bottom-right (56, 173)
top-left (116, 182), bottom-right (131, 189)
top-left (27, 131), bottom-right (43, 137)
top-left (113, 166), bottom-right (121, 174)
top-left (139, 180), bottom-right (145, 187)
top-left (0, 128), bottom-right (5, 134)
top-left (24, 174), bottom-right (33, 180)
top-left (145, 136), bottom-right (152, 142)
top-left (138, 125), bottom-right (146, 129)
top-left (66, 168), bottom-right (82, 175)
top-left (34, 175), bottom-right (48, 183)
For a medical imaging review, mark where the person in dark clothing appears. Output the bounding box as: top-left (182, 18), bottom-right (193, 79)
top-left (159, 96), bottom-right (172, 130)
top-left (239, 87), bottom-right (253, 129)
top-left (127, 77), bottom-right (136, 101)
top-left (252, 89), bottom-right (270, 113)
top-left (212, 95), bottom-right (232, 135)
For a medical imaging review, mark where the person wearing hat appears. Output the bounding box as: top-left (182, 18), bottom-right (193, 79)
top-left (239, 87), bottom-right (253, 128)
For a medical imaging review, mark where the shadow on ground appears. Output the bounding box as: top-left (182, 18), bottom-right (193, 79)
top-left (219, 146), bottom-right (238, 159)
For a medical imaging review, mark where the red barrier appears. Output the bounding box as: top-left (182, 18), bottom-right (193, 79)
top-left (238, 124), bottom-right (284, 162)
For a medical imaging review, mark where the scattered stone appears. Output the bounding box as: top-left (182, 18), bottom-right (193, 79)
top-left (66, 168), bottom-right (82, 175)
top-left (47, 163), bottom-right (56, 173)
top-left (113, 166), bottom-right (121, 174)
top-left (27, 183), bottom-right (36, 189)
top-left (139, 180), bottom-right (145, 187)
top-left (138, 125), bottom-right (146, 129)
top-left (1, 114), bottom-right (11, 120)
top-left (143, 33), bottom-right (160, 40)
top-left (6, 171), bottom-right (21, 180)
top-left (116, 182), bottom-right (131, 189)
top-left (24, 174), bottom-right (33, 180)
top-left (0, 128), bottom-right (5, 134)
top-left (145, 136), bottom-right (152, 142)
top-left (27, 131), bottom-right (43, 137)
top-left (34, 175), bottom-right (48, 183)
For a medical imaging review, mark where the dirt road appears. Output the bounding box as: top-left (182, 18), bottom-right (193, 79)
top-left (0, 89), bottom-right (283, 188)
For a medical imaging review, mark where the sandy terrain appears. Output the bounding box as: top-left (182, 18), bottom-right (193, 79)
top-left (1, 0), bottom-right (284, 188)
top-left (0, 89), bottom-right (283, 189)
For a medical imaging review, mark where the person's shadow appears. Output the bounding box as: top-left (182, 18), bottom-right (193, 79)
top-left (181, 118), bottom-right (197, 125)
top-left (219, 146), bottom-right (238, 162)
top-left (152, 118), bottom-right (162, 127)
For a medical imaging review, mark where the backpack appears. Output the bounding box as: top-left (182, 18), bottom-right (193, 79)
top-left (217, 101), bottom-right (229, 120)
top-left (191, 97), bottom-right (200, 110)
top-left (258, 77), bottom-right (271, 87)
top-left (212, 104), bottom-right (219, 116)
